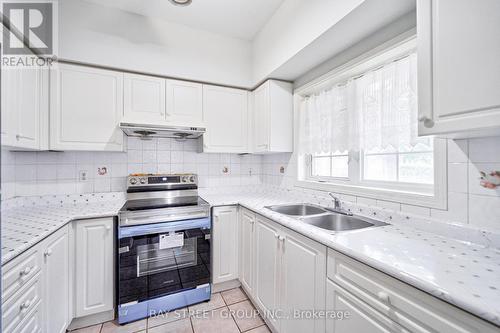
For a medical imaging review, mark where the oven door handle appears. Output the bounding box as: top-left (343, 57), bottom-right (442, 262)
top-left (118, 217), bottom-right (211, 238)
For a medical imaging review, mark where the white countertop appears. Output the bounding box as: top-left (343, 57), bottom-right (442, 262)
top-left (2, 188), bottom-right (499, 327)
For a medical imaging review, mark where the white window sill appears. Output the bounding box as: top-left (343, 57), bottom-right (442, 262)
top-left (294, 179), bottom-right (447, 210)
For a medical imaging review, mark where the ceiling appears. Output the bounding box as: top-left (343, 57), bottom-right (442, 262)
top-left (83, 0), bottom-right (285, 40)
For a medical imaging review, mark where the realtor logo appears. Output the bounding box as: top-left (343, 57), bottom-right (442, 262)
top-left (2, 1), bottom-right (53, 55)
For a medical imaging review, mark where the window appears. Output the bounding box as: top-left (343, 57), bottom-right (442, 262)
top-left (297, 37), bottom-right (447, 208)
top-left (311, 152), bottom-right (349, 178)
top-left (362, 138), bottom-right (434, 185)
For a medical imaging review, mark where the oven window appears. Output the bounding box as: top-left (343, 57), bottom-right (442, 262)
top-left (118, 227), bottom-right (210, 304)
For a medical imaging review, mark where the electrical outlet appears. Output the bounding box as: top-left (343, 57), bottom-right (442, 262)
top-left (79, 170), bottom-right (88, 182)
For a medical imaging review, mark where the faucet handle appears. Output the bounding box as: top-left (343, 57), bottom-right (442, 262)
top-left (328, 192), bottom-right (339, 207)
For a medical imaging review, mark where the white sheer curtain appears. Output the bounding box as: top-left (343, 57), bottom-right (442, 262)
top-left (299, 53), bottom-right (418, 155)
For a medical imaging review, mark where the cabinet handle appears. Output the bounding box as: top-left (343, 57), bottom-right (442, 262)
top-left (44, 249), bottom-right (52, 257)
top-left (16, 134), bottom-right (31, 140)
top-left (418, 116), bottom-right (435, 128)
top-left (377, 291), bottom-right (390, 303)
top-left (19, 266), bottom-right (32, 277)
top-left (106, 226), bottom-right (111, 231)
top-left (19, 299), bottom-right (31, 312)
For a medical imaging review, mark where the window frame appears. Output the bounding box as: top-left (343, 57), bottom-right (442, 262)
top-left (295, 34), bottom-right (448, 209)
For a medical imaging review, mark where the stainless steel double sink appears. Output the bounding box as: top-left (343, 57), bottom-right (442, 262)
top-left (265, 204), bottom-right (388, 233)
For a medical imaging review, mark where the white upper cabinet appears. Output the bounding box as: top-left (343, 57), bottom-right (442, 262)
top-left (202, 85), bottom-right (249, 153)
top-left (417, 0), bottom-right (500, 137)
top-left (252, 80), bottom-right (293, 153)
top-left (166, 79), bottom-right (203, 126)
top-left (50, 64), bottom-right (124, 151)
top-left (124, 73), bottom-right (166, 123)
top-left (1, 64), bottom-right (48, 150)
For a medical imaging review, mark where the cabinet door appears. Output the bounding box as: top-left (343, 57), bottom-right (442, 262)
top-left (202, 85), bottom-right (248, 153)
top-left (16, 67), bottom-right (42, 149)
top-left (124, 73), bottom-right (166, 123)
top-left (166, 79), bottom-right (203, 125)
top-left (1, 68), bottom-right (17, 146)
top-left (50, 64), bottom-right (124, 151)
top-left (253, 82), bottom-right (269, 152)
top-left (212, 206), bottom-right (238, 284)
top-left (326, 280), bottom-right (409, 333)
top-left (239, 208), bottom-right (255, 294)
top-left (1, 66), bottom-right (47, 150)
top-left (418, 0), bottom-right (500, 136)
top-left (42, 226), bottom-right (69, 333)
top-left (280, 228), bottom-right (326, 333)
top-left (254, 216), bottom-right (281, 330)
top-left (74, 218), bottom-right (114, 317)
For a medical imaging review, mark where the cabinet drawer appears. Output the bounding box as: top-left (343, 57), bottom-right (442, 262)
top-left (13, 301), bottom-right (42, 333)
top-left (2, 249), bottom-right (41, 301)
top-left (326, 279), bottom-right (410, 333)
top-left (327, 249), bottom-right (498, 333)
top-left (2, 273), bottom-right (42, 333)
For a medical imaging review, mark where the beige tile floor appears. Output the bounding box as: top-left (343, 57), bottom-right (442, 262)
top-left (70, 288), bottom-right (270, 333)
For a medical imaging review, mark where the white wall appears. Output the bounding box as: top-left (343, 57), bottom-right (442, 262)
top-left (59, 0), bottom-right (253, 88)
top-left (252, 0), bottom-right (365, 83)
top-left (261, 137), bottom-right (500, 231)
top-left (1, 137), bottom-right (262, 199)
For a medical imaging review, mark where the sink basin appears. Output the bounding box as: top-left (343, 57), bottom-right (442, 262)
top-left (301, 214), bottom-right (388, 232)
top-left (266, 204), bottom-right (326, 216)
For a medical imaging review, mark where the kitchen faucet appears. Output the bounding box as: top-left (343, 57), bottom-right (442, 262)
top-left (328, 192), bottom-right (352, 215)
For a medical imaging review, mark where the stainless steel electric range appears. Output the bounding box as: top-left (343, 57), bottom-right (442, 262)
top-left (117, 173), bottom-right (211, 324)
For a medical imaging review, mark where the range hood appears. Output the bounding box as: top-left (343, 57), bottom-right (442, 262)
top-left (119, 122), bottom-right (205, 140)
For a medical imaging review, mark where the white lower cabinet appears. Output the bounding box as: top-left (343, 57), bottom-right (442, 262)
top-left (280, 228), bottom-right (326, 333)
top-left (326, 279), bottom-right (406, 333)
top-left (1, 218), bottom-right (116, 333)
top-left (326, 249), bottom-right (500, 333)
top-left (74, 218), bottom-right (115, 318)
top-left (42, 226), bottom-right (70, 333)
top-left (212, 206), bottom-right (239, 284)
top-left (254, 216), bottom-right (282, 330)
top-left (238, 208), bottom-right (256, 294)
top-left (251, 213), bottom-right (327, 333)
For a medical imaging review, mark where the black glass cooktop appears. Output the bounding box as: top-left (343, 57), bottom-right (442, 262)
top-left (122, 196), bottom-right (208, 211)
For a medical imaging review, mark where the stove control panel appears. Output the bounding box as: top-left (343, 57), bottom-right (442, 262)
top-left (127, 173), bottom-right (198, 188)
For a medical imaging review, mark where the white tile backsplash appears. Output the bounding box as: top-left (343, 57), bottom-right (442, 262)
top-left (3, 136), bottom-right (499, 231)
top-left (0, 138), bottom-right (262, 199)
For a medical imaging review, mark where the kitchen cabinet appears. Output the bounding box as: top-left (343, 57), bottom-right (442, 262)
top-left (50, 63), bottom-right (124, 151)
top-left (254, 215), bottom-right (281, 330)
top-left (253, 214), bottom-right (327, 333)
top-left (124, 73), bottom-right (166, 123)
top-left (280, 227), bottom-right (326, 333)
top-left (42, 225), bottom-right (70, 333)
top-left (212, 206), bottom-right (239, 284)
top-left (326, 280), bottom-right (406, 333)
top-left (1, 64), bottom-right (48, 150)
top-left (166, 79), bottom-right (203, 125)
top-left (202, 85), bottom-right (249, 153)
top-left (326, 249), bottom-right (499, 333)
top-left (417, 0), bottom-right (500, 137)
top-left (238, 208), bottom-right (256, 294)
top-left (74, 218), bottom-right (114, 318)
top-left (253, 80), bottom-right (293, 153)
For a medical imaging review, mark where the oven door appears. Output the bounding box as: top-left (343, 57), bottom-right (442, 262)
top-left (117, 217), bottom-right (211, 322)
